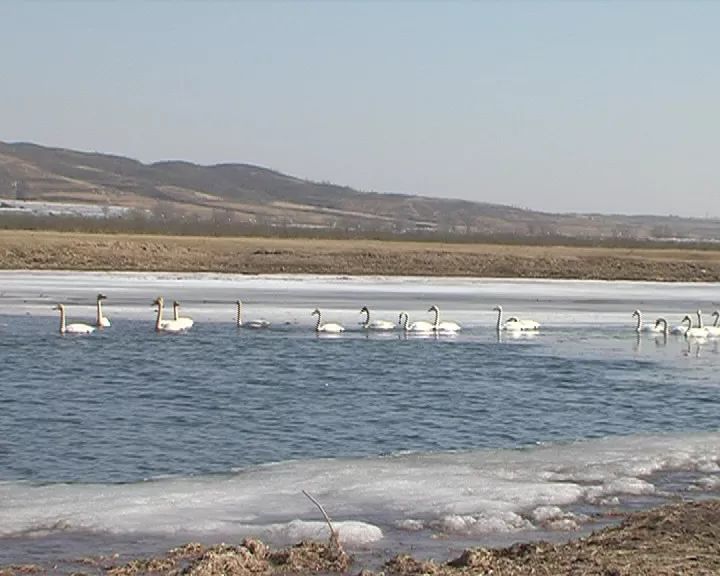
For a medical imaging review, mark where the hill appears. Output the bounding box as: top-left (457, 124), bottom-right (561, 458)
top-left (1, 140), bottom-right (719, 241)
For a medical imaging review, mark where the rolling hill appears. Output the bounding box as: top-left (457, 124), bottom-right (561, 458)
top-left (1, 140), bottom-right (719, 241)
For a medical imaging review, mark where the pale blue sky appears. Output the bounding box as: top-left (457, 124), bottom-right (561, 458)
top-left (1, 1), bottom-right (718, 217)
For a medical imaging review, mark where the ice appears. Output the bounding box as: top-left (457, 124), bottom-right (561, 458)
top-left (0, 432), bottom-right (718, 541)
top-left (1, 271), bottom-right (719, 328)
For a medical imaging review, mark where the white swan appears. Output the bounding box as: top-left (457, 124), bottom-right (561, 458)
top-left (152, 297), bottom-right (190, 332)
top-left (632, 309), bottom-right (663, 333)
top-left (236, 300), bottom-right (270, 329)
top-left (172, 301), bottom-right (195, 330)
top-left (704, 309), bottom-right (720, 337)
top-left (494, 305), bottom-right (540, 331)
top-left (359, 306), bottom-right (395, 331)
top-left (681, 314), bottom-right (708, 339)
top-left (311, 308), bottom-right (344, 333)
top-left (398, 312), bottom-right (434, 333)
top-left (428, 305), bottom-right (461, 332)
top-left (54, 304), bottom-right (95, 334)
top-left (95, 293), bottom-right (111, 328)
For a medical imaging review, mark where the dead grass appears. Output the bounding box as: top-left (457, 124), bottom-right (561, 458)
top-left (2, 501), bottom-right (719, 575)
top-left (2, 230), bottom-right (720, 280)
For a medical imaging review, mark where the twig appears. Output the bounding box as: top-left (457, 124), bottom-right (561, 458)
top-left (302, 490), bottom-right (342, 552)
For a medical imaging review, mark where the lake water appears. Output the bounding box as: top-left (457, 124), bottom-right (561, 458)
top-left (0, 271), bottom-right (719, 566)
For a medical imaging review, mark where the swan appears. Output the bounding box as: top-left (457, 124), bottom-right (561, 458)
top-left (172, 301), bottom-right (195, 330)
top-left (428, 305), bottom-right (461, 332)
top-left (398, 312), bottom-right (434, 333)
top-left (359, 306), bottom-right (395, 331)
top-left (311, 308), bottom-right (344, 333)
top-left (236, 300), bottom-right (270, 329)
top-left (632, 309), bottom-right (663, 333)
top-left (54, 304), bottom-right (95, 334)
top-left (681, 314), bottom-right (708, 339)
top-left (494, 305), bottom-right (540, 331)
top-left (95, 293), bottom-right (111, 328)
top-left (704, 310), bottom-right (720, 337)
top-left (152, 297), bottom-right (190, 332)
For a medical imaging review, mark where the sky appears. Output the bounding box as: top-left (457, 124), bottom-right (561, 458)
top-left (1, 0), bottom-right (718, 218)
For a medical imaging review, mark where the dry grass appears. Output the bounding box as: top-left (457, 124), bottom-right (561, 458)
top-left (3, 230), bottom-right (720, 280)
top-left (2, 501), bottom-right (718, 576)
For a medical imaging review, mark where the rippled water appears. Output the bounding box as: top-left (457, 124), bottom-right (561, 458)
top-left (0, 272), bottom-right (719, 565)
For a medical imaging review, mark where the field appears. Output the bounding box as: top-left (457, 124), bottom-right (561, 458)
top-left (2, 230), bottom-right (720, 281)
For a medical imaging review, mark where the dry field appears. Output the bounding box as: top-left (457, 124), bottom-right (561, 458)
top-left (2, 230), bottom-right (720, 280)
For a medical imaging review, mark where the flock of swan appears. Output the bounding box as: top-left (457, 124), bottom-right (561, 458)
top-left (47, 294), bottom-right (720, 340)
top-left (49, 294), bottom-right (543, 335)
top-left (634, 309), bottom-right (720, 340)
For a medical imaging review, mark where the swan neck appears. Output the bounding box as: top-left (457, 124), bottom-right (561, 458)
top-left (432, 308), bottom-right (439, 328)
top-left (496, 308), bottom-right (502, 331)
top-left (362, 308), bottom-right (369, 328)
top-left (236, 302), bottom-right (242, 327)
top-left (59, 307), bottom-right (66, 333)
top-left (697, 311), bottom-right (703, 328)
top-left (155, 301), bottom-right (164, 331)
top-left (635, 313), bottom-right (641, 332)
top-left (96, 300), bottom-right (103, 325)
top-left (173, 304), bottom-right (180, 321)
top-left (315, 312), bottom-right (321, 332)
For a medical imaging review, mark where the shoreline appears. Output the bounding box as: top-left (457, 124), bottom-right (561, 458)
top-left (1, 499), bottom-right (718, 575)
top-left (3, 230), bottom-right (720, 281)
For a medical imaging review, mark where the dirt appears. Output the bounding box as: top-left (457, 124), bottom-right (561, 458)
top-left (2, 230), bottom-right (720, 280)
top-left (1, 500), bottom-right (719, 576)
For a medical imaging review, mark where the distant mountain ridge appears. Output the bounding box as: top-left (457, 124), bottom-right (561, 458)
top-left (1, 140), bottom-right (719, 241)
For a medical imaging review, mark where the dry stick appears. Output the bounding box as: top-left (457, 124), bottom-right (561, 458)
top-left (302, 490), bottom-right (343, 554)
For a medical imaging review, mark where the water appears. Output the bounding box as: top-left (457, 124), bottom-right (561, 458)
top-left (0, 272), bottom-right (719, 566)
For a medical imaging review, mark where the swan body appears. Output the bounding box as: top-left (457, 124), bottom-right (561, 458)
top-left (96, 293), bottom-right (111, 327)
top-left (54, 304), bottom-right (95, 334)
top-left (632, 309), bottom-right (663, 333)
top-left (153, 297), bottom-right (191, 332)
top-left (172, 301), bottom-right (195, 330)
top-left (312, 308), bottom-right (344, 333)
top-left (428, 305), bottom-right (461, 332)
top-left (682, 314), bottom-right (708, 339)
top-left (494, 305), bottom-right (540, 331)
top-left (398, 312), bottom-right (434, 333)
top-left (236, 300), bottom-right (270, 329)
top-left (359, 306), bottom-right (395, 331)
top-left (669, 321), bottom-right (688, 335)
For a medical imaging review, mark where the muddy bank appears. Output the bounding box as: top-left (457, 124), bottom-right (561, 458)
top-left (1, 500), bottom-right (718, 575)
top-left (2, 230), bottom-right (720, 280)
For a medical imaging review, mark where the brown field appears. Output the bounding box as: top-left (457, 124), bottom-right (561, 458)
top-left (2, 500), bottom-right (718, 575)
top-left (2, 230), bottom-right (720, 281)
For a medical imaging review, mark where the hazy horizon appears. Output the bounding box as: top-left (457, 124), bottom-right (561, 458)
top-left (1, 1), bottom-right (718, 218)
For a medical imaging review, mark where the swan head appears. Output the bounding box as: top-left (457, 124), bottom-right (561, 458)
top-left (173, 301), bottom-right (181, 309)
top-left (398, 311), bottom-right (407, 322)
top-left (682, 315), bottom-right (692, 325)
top-left (713, 310), bottom-right (720, 318)
top-left (311, 309), bottom-right (320, 317)
top-left (632, 309), bottom-right (641, 317)
top-left (236, 299), bottom-right (242, 307)
top-left (53, 304), bottom-right (64, 311)
top-left (428, 305), bottom-right (439, 313)
top-left (360, 306), bottom-right (369, 314)
top-left (152, 297), bottom-right (164, 307)
top-left (655, 318), bottom-right (667, 328)
top-left (96, 293), bottom-right (107, 301)
top-left (493, 305), bottom-right (502, 312)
